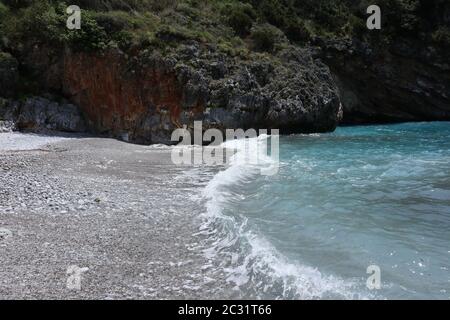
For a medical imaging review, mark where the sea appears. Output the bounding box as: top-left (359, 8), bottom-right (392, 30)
top-left (197, 122), bottom-right (450, 299)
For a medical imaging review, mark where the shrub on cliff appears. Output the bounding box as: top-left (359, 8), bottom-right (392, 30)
top-left (3, 1), bottom-right (65, 45)
top-left (156, 24), bottom-right (200, 43)
top-left (432, 27), bottom-right (450, 48)
top-left (65, 11), bottom-right (108, 51)
top-left (0, 1), bottom-right (8, 16)
top-left (222, 2), bottom-right (256, 37)
top-left (68, 0), bottom-right (177, 12)
top-left (1, 0), bottom-right (33, 9)
top-left (257, 0), bottom-right (287, 29)
top-left (347, 14), bottom-right (367, 38)
top-left (93, 10), bottom-right (132, 34)
top-left (0, 1), bottom-right (8, 44)
top-left (250, 25), bottom-right (278, 52)
top-left (284, 18), bottom-right (311, 43)
top-left (0, 52), bottom-right (19, 97)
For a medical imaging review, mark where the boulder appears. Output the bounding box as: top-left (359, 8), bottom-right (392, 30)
top-left (0, 97), bottom-right (86, 133)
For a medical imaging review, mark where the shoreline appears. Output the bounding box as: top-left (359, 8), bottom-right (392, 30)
top-left (0, 132), bottom-right (234, 299)
top-left (0, 130), bottom-right (380, 300)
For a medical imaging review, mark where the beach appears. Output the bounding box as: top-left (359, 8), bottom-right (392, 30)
top-left (0, 132), bottom-right (231, 299)
top-left (2, 124), bottom-right (450, 300)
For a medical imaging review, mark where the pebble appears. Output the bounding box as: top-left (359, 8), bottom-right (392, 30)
top-left (0, 228), bottom-right (13, 241)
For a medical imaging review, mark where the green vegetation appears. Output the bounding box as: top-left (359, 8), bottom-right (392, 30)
top-left (223, 2), bottom-right (256, 37)
top-left (0, 51), bottom-right (18, 96)
top-left (0, 1), bottom-right (8, 16)
top-left (432, 27), bottom-right (450, 48)
top-left (250, 24), bottom-right (278, 52)
top-left (0, 0), bottom-right (447, 98)
top-left (0, 0), bottom-right (446, 54)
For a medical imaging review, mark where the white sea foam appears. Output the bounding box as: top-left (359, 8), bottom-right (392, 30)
top-left (146, 143), bottom-right (174, 150)
top-left (200, 135), bottom-right (368, 299)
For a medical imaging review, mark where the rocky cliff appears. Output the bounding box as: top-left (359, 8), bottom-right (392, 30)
top-left (0, 96), bottom-right (85, 133)
top-left (320, 0), bottom-right (450, 123)
top-left (318, 37), bottom-right (450, 124)
top-left (0, 0), bottom-right (449, 143)
top-left (1, 43), bottom-right (341, 144)
top-left (59, 44), bottom-right (341, 143)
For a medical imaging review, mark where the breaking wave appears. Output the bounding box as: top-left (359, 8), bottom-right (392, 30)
top-left (198, 135), bottom-right (369, 299)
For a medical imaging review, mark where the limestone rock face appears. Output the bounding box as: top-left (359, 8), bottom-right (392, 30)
top-left (0, 120), bottom-right (15, 133)
top-left (318, 38), bottom-right (450, 124)
top-left (0, 97), bottom-right (86, 133)
top-left (60, 44), bottom-right (341, 144)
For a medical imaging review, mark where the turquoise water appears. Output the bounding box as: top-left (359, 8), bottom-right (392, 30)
top-left (202, 122), bottom-right (450, 299)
